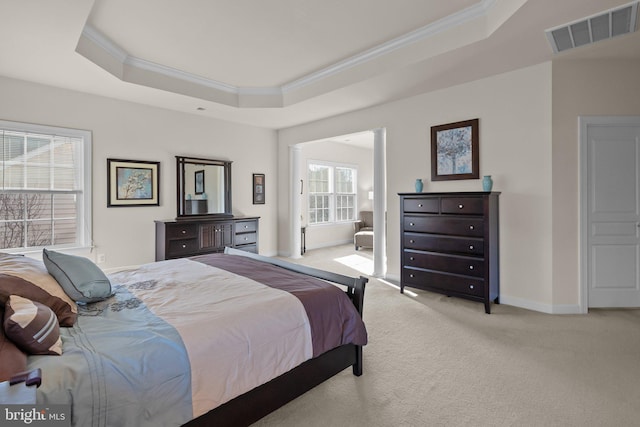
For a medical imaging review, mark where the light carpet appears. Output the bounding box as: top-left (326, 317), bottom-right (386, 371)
top-left (253, 245), bottom-right (640, 427)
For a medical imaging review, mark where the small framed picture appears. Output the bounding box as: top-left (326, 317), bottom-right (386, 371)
top-left (107, 159), bottom-right (160, 207)
top-left (253, 173), bottom-right (265, 204)
top-left (431, 118), bottom-right (479, 181)
top-left (194, 170), bottom-right (205, 195)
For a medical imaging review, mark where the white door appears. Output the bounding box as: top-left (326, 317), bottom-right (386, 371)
top-left (582, 117), bottom-right (640, 308)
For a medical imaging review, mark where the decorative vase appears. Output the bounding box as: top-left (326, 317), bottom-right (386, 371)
top-left (482, 175), bottom-right (493, 192)
top-left (415, 178), bottom-right (423, 193)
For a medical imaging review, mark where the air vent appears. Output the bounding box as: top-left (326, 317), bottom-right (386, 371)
top-left (545, 1), bottom-right (639, 53)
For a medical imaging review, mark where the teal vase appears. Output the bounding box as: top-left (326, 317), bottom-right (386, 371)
top-left (482, 175), bottom-right (493, 192)
top-left (415, 179), bottom-right (423, 193)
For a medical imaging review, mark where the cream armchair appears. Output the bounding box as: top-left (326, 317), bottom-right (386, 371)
top-left (353, 210), bottom-right (374, 250)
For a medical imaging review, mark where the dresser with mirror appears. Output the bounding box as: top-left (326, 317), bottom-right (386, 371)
top-left (155, 156), bottom-right (259, 261)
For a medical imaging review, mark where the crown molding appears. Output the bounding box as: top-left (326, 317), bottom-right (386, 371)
top-left (77, 0), bottom-right (496, 107)
top-left (283, 0), bottom-right (496, 92)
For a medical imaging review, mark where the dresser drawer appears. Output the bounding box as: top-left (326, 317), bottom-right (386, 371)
top-left (236, 244), bottom-right (257, 253)
top-left (235, 220), bottom-right (257, 233)
top-left (166, 223), bottom-right (198, 239)
top-left (403, 233), bottom-right (483, 256)
top-left (403, 198), bottom-right (439, 213)
top-left (167, 238), bottom-right (199, 256)
top-left (403, 267), bottom-right (485, 297)
top-left (441, 197), bottom-right (484, 215)
top-left (403, 250), bottom-right (484, 278)
top-left (403, 216), bottom-right (484, 237)
top-left (235, 232), bottom-right (257, 246)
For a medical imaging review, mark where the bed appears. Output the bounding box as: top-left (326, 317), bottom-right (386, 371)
top-left (0, 247), bottom-right (368, 427)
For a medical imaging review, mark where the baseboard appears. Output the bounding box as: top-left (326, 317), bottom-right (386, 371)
top-left (498, 295), bottom-right (582, 314)
top-left (383, 274), bottom-right (583, 315)
top-left (306, 239), bottom-right (352, 251)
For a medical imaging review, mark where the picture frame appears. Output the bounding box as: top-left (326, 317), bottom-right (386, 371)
top-left (194, 170), bottom-right (205, 195)
top-left (253, 173), bottom-right (265, 204)
top-left (107, 158), bottom-right (160, 207)
top-left (431, 118), bottom-right (479, 181)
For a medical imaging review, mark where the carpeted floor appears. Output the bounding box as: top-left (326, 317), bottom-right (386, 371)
top-left (252, 244), bottom-right (640, 427)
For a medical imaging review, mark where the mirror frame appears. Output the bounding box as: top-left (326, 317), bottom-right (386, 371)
top-left (176, 156), bottom-right (232, 219)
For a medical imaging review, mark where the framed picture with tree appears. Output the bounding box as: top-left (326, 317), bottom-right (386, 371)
top-left (431, 118), bottom-right (479, 181)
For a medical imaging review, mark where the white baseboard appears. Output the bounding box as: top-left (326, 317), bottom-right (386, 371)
top-left (381, 274), bottom-right (583, 315)
top-left (487, 295), bottom-right (582, 314)
top-left (306, 239), bottom-right (352, 251)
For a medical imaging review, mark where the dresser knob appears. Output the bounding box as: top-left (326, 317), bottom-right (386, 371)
top-left (181, 230), bottom-right (186, 234)
top-left (182, 244), bottom-right (187, 248)
top-left (410, 274), bottom-right (415, 278)
top-left (409, 239), bottom-right (415, 243)
top-left (469, 284), bottom-right (474, 289)
top-left (469, 225), bottom-right (474, 230)
top-left (469, 245), bottom-right (474, 250)
top-left (418, 203), bottom-right (423, 207)
top-left (409, 222), bottom-right (415, 226)
top-left (244, 237), bottom-right (248, 241)
top-left (458, 204), bottom-right (464, 209)
top-left (410, 257), bottom-right (415, 261)
top-left (469, 266), bottom-right (474, 270)
top-left (244, 225), bottom-right (249, 229)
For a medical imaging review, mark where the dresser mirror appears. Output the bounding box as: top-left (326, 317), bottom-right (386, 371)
top-left (176, 156), bottom-right (232, 219)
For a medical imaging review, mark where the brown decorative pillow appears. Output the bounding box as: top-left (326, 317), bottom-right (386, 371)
top-left (0, 252), bottom-right (77, 326)
top-left (0, 306), bottom-right (27, 382)
top-left (4, 295), bottom-right (62, 355)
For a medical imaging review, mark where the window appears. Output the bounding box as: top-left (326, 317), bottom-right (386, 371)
top-left (0, 120), bottom-right (92, 252)
top-left (308, 162), bottom-right (357, 224)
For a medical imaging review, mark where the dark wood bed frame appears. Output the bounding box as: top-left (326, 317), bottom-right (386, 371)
top-left (184, 247), bottom-right (368, 427)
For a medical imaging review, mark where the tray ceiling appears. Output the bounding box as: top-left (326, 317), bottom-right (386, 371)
top-left (1, 0), bottom-right (639, 128)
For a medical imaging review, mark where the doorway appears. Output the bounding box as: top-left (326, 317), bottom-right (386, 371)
top-left (580, 116), bottom-right (640, 311)
top-left (290, 128), bottom-right (387, 277)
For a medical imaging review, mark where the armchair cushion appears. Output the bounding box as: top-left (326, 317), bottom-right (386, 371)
top-left (354, 211), bottom-right (374, 250)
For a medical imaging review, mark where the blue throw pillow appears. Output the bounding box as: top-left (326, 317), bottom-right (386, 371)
top-left (42, 249), bottom-right (112, 303)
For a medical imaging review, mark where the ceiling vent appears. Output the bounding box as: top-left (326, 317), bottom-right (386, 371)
top-left (545, 1), bottom-right (638, 53)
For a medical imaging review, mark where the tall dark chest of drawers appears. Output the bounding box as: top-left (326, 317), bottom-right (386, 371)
top-left (399, 192), bottom-right (500, 313)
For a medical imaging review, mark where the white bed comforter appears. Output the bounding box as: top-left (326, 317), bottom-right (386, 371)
top-left (109, 258), bottom-right (313, 417)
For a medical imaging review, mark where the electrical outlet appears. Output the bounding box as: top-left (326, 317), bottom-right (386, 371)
top-left (97, 254), bottom-right (106, 264)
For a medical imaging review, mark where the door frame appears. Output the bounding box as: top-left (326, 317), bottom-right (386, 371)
top-left (579, 116), bottom-right (640, 313)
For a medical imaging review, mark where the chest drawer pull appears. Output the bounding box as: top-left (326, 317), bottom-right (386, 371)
top-left (182, 244), bottom-right (187, 248)
top-left (409, 239), bottom-right (415, 243)
top-left (409, 222), bottom-right (415, 226)
top-left (181, 230), bottom-right (187, 234)
top-left (469, 225), bottom-right (474, 230)
top-left (469, 266), bottom-right (474, 270)
top-left (469, 245), bottom-right (474, 250)
top-left (410, 256), bottom-right (415, 261)
top-left (469, 284), bottom-right (474, 290)
top-left (409, 274), bottom-right (415, 278)
top-left (458, 204), bottom-right (464, 209)
top-left (418, 203), bottom-right (423, 207)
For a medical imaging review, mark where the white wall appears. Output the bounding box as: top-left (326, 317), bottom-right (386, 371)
top-left (551, 59), bottom-right (640, 308)
top-left (299, 140), bottom-right (374, 250)
top-left (279, 62), bottom-right (554, 312)
top-left (0, 76), bottom-right (279, 268)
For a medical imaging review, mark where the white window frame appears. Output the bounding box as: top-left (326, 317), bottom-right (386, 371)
top-left (307, 160), bottom-right (357, 225)
top-left (0, 120), bottom-right (92, 253)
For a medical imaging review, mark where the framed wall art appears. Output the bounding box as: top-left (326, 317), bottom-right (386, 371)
top-left (194, 169), bottom-right (205, 195)
top-left (431, 118), bottom-right (479, 181)
top-left (253, 173), bottom-right (265, 204)
top-left (107, 158), bottom-right (160, 207)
